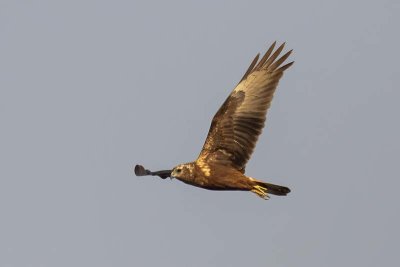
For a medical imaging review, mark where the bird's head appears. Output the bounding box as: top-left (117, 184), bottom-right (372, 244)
top-left (171, 163), bottom-right (193, 180)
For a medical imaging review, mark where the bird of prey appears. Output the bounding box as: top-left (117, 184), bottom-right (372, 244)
top-left (135, 42), bottom-right (293, 199)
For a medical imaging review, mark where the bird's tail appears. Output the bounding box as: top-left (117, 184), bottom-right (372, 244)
top-left (250, 178), bottom-right (291, 199)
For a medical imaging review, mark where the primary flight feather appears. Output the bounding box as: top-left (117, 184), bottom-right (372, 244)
top-left (135, 42), bottom-right (293, 199)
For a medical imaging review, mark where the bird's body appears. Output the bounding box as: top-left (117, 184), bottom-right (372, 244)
top-left (136, 42), bottom-right (293, 199)
top-left (171, 162), bottom-right (250, 191)
top-left (171, 161), bottom-right (290, 199)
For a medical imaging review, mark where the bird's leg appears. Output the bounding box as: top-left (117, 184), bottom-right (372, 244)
top-left (251, 185), bottom-right (270, 200)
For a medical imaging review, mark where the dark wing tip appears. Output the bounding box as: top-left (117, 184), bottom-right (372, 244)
top-left (239, 53), bottom-right (260, 83)
top-left (240, 42), bottom-right (293, 82)
top-left (278, 61), bottom-right (294, 72)
top-left (134, 164), bottom-right (149, 176)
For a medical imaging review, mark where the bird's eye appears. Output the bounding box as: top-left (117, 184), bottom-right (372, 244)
top-left (176, 168), bottom-right (182, 173)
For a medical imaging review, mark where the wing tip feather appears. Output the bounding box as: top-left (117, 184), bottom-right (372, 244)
top-left (278, 61), bottom-right (294, 72)
top-left (239, 53), bottom-right (261, 83)
top-left (239, 41), bottom-right (293, 83)
top-left (269, 49), bottom-right (293, 71)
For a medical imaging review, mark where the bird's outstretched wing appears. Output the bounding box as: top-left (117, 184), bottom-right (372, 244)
top-left (197, 42), bottom-right (293, 171)
top-left (134, 164), bottom-right (172, 179)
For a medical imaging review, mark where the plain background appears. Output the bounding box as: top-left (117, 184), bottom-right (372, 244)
top-left (1, 0), bottom-right (399, 266)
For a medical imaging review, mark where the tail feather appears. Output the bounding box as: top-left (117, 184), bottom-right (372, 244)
top-left (251, 179), bottom-right (291, 199)
top-left (259, 181), bottom-right (291, 196)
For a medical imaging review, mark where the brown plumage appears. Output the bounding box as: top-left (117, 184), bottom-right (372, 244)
top-left (135, 42), bottom-right (293, 199)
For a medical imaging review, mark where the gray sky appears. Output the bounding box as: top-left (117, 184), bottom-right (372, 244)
top-left (1, 0), bottom-right (399, 266)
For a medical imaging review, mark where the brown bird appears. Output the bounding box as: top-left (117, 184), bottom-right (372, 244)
top-left (135, 42), bottom-right (293, 199)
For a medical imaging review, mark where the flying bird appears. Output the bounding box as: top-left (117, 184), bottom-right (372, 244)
top-left (135, 42), bottom-right (293, 199)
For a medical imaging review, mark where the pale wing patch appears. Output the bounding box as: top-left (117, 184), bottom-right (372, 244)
top-left (196, 158), bottom-right (211, 177)
top-left (233, 71), bottom-right (276, 115)
top-left (234, 73), bottom-right (258, 92)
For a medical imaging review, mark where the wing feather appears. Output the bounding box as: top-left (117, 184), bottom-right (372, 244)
top-left (239, 53), bottom-right (260, 83)
top-left (197, 42), bottom-right (293, 171)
